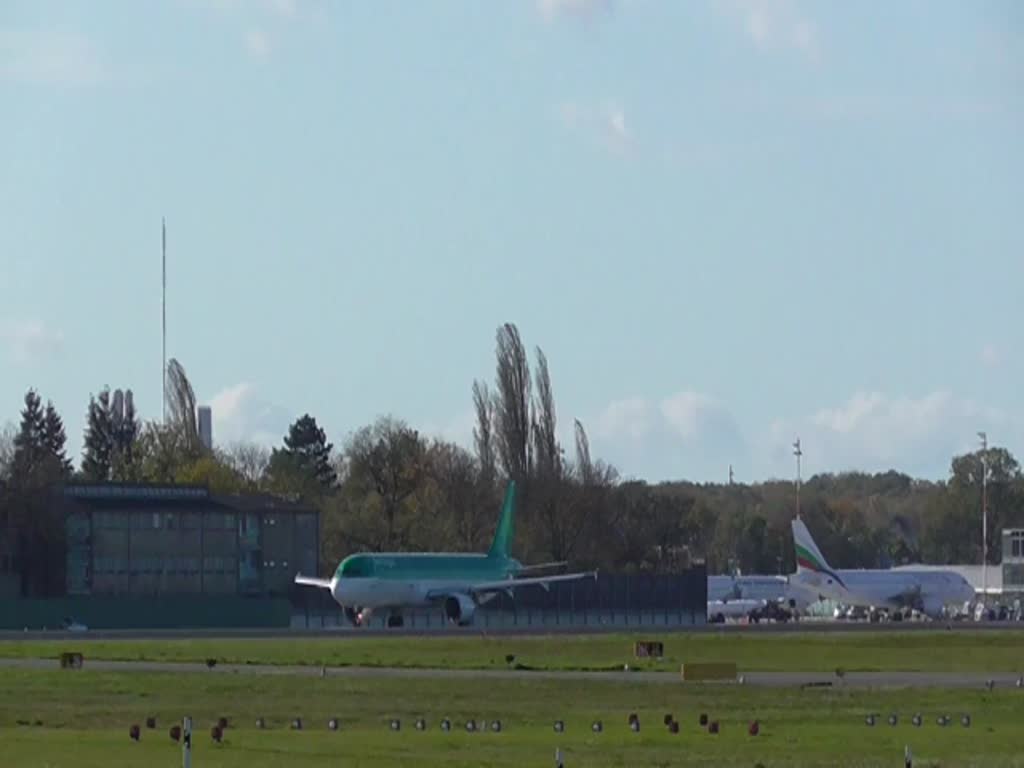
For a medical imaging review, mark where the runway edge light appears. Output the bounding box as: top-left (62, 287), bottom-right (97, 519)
top-left (182, 716), bottom-right (192, 768)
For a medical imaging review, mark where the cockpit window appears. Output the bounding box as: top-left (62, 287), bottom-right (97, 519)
top-left (339, 556), bottom-right (374, 578)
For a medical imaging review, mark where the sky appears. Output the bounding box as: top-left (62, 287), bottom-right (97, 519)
top-left (1, 0), bottom-right (1022, 484)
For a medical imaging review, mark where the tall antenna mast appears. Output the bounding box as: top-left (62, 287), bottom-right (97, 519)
top-left (162, 217), bottom-right (167, 425)
top-left (793, 437), bottom-right (802, 519)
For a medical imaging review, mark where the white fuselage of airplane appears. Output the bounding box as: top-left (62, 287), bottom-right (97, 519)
top-left (792, 568), bottom-right (975, 617)
top-left (328, 578), bottom-right (502, 611)
top-left (708, 575), bottom-right (788, 603)
top-left (707, 574), bottom-right (819, 613)
top-left (707, 598), bottom-right (767, 620)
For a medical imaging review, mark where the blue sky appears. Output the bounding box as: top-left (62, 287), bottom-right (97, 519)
top-left (2, 0), bottom-right (1022, 483)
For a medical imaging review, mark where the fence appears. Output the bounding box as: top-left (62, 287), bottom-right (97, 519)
top-left (292, 566), bottom-right (707, 630)
top-left (0, 596), bottom-right (292, 630)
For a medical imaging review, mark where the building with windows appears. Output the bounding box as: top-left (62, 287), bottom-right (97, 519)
top-left (62, 483), bottom-right (319, 598)
top-left (1002, 528), bottom-right (1024, 594)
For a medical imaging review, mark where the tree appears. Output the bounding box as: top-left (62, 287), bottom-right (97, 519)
top-left (274, 414), bottom-right (337, 491)
top-left (134, 422), bottom-right (195, 483)
top-left (345, 416), bottom-right (427, 551)
top-left (529, 347), bottom-right (572, 561)
top-left (265, 449), bottom-right (321, 499)
top-left (42, 401), bottom-right (72, 479)
top-left (427, 439), bottom-right (486, 551)
top-left (81, 389), bottom-right (114, 481)
top-left (8, 390), bottom-right (69, 597)
top-left (948, 446), bottom-right (1023, 566)
top-left (0, 422), bottom-right (15, 482)
top-left (222, 441), bottom-right (271, 489)
top-left (176, 454), bottom-right (247, 494)
top-left (165, 358), bottom-right (200, 456)
top-left (471, 379), bottom-right (496, 490)
top-left (493, 323), bottom-right (531, 485)
top-left (110, 389), bottom-right (140, 479)
top-left (530, 348), bottom-right (561, 483)
top-left (11, 390), bottom-right (46, 484)
top-left (82, 387), bottom-right (141, 482)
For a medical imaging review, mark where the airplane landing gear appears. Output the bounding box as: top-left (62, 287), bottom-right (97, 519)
top-left (386, 613), bottom-right (404, 629)
top-left (345, 607), bottom-right (373, 627)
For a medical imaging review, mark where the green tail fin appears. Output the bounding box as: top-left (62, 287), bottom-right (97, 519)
top-left (487, 481), bottom-right (516, 560)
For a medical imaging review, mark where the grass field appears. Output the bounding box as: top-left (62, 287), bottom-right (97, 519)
top-left (3, 629), bottom-right (1024, 674)
top-left (2, 666), bottom-right (1023, 767)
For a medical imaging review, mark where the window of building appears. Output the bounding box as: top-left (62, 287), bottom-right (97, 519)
top-left (1012, 531), bottom-right (1024, 559)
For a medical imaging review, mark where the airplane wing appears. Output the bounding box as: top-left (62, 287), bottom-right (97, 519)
top-left (425, 571), bottom-right (597, 601)
top-left (294, 574), bottom-right (333, 589)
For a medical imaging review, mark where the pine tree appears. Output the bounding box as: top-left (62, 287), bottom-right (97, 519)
top-left (279, 414), bottom-right (336, 489)
top-left (42, 401), bottom-right (73, 478)
top-left (7, 391), bottom-right (69, 597)
top-left (81, 389), bottom-right (113, 481)
top-left (12, 389), bottom-right (46, 485)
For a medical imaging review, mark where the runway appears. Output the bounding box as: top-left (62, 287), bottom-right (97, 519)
top-left (2, 619), bottom-right (1022, 642)
top-left (1, 657), bottom-right (1021, 689)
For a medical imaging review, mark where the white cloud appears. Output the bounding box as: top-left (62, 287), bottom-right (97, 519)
top-left (764, 390), bottom-right (1024, 480)
top-left (0, 319), bottom-right (65, 364)
top-left (207, 382), bottom-right (292, 447)
top-left (981, 343), bottom-right (1001, 368)
top-left (538, 0), bottom-right (612, 22)
top-left (244, 28), bottom-right (271, 58)
top-left (586, 388), bottom-right (1024, 483)
top-left (660, 392), bottom-right (724, 440)
top-left (189, 0), bottom-right (300, 15)
top-left (420, 408), bottom-right (476, 448)
top-left (590, 391), bottom-right (748, 481)
top-left (188, 0), bottom-right (307, 58)
top-left (606, 106), bottom-right (628, 142)
top-left (0, 28), bottom-right (105, 85)
top-left (264, 0), bottom-right (297, 17)
top-left (716, 0), bottom-right (820, 59)
top-left (593, 397), bottom-right (652, 442)
top-left (556, 100), bottom-right (633, 154)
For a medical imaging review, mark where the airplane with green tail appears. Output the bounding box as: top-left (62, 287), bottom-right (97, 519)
top-left (294, 481), bottom-right (596, 627)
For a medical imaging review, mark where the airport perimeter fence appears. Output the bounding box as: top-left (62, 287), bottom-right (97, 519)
top-left (291, 566), bottom-right (708, 630)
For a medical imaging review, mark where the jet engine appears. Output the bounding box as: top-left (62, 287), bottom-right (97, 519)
top-left (444, 593), bottom-right (477, 626)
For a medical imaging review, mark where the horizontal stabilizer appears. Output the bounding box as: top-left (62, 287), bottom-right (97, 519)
top-left (294, 574), bottom-right (333, 590)
top-left (516, 561), bottom-right (569, 573)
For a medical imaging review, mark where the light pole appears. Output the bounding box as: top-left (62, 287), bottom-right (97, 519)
top-left (978, 431), bottom-right (988, 602)
top-left (793, 438), bottom-right (802, 519)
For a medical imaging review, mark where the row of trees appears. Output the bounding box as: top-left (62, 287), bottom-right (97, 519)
top-left (3, 322), bottom-right (1024, 596)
